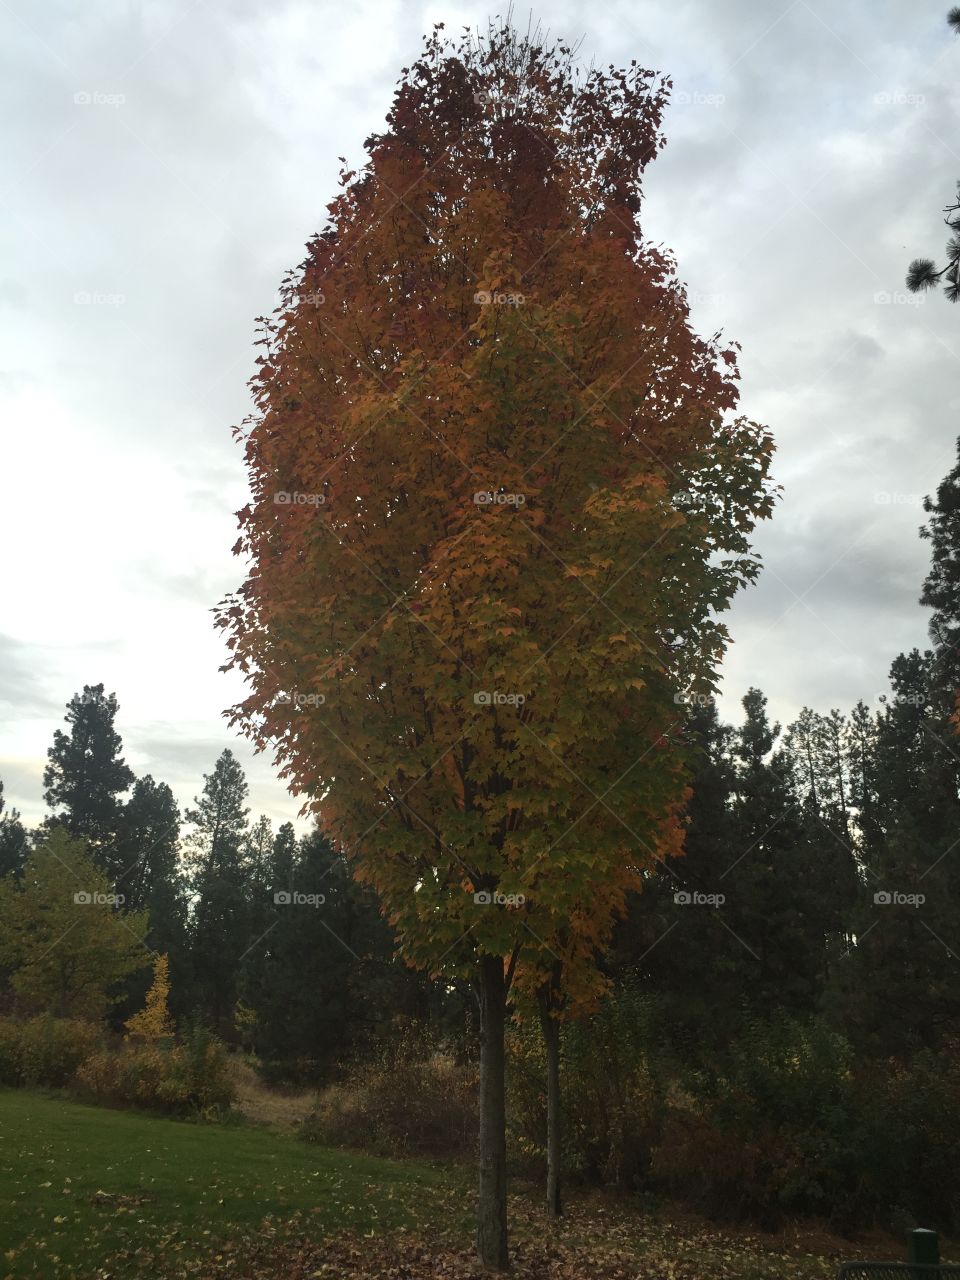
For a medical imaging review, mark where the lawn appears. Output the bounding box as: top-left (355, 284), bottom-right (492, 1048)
top-left (0, 1088), bottom-right (931, 1280)
top-left (0, 1088), bottom-right (467, 1277)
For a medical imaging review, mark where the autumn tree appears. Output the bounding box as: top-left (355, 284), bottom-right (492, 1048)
top-left (218, 20), bottom-right (775, 1268)
top-left (125, 952), bottom-right (174, 1042)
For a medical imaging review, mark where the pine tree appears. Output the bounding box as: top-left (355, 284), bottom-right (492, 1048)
top-left (921, 435), bottom-right (960, 700)
top-left (114, 776), bottom-right (189, 1022)
top-left (240, 826), bottom-right (414, 1080)
top-left (0, 780), bottom-right (28, 880)
top-left (905, 13), bottom-right (960, 302)
top-left (184, 749), bottom-right (251, 1034)
top-left (42, 684), bottom-right (134, 876)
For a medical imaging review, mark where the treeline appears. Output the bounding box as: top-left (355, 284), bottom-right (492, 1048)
top-left (0, 712), bottom-right (452, 1080)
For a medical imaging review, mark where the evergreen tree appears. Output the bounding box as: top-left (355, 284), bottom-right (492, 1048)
top-left (42, 684), bottom-right (134, 876)
top-left (240, 826), bottom-right (427, 1080)
top-left (0, 780), bottom-right (28, 880)
top-left (921, 435), bottom-right (960, 701)
top-left (905, 14), bottom-right (960, 301)
top-left (114, 776), bottom-right (189, 1022)
top-left (184, 749), bottom-right (251, 1035)
top-left (269, 822), bottom-right (297, 898)
top-left (725, 690), bottom-right (824, 1018)
top-left (611, 700), bottom-right (741, 1048)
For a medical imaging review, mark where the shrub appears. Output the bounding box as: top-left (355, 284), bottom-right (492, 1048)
top-left (0, 1016), bottom-right (101, 1087)
top-left (516, 984), bottom-right (960, 1234)
top-left (73, 1026), bottom-right (235, 1119)
top-left (302, 1036), bottom-right (477, 1158)
top-left (507, 985), bottom-right (666, 1189)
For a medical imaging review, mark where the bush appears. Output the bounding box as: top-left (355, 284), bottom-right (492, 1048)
top-left (0, 1016), bottom-right (101, 1087)
top-left (507, 986), bottom-right (666, 1189)
top-left (518, 984), bottom-right (960, 1234)
top-left (652, 1015), bottom-right (856, 1226)
top-left (650, 1017), bottom-right (960, 1233)
top-left (73, 1026), bottom-right (235, 1119)
top-left (302, 1035), bottom-right (477, 1158)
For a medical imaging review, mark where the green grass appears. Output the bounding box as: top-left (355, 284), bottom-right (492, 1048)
top-left (0, 1088), bottom-right (934, 1280)
top-left (0, 1088), bottom-right (468, 1277)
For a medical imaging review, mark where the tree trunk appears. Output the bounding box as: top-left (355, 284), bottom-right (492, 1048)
top-left (539, 989), bottom-right (562, 1219)
top-left (477, 953), bottom-right (509, 1271)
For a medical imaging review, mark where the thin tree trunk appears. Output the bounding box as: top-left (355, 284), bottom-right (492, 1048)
top-left (477, 953), bottom-right (509, 1271)
top-left (538, 987), bottom-right (562, 1219)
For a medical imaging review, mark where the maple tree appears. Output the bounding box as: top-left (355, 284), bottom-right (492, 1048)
top-left (218, 19), bottom-right (775, 1269)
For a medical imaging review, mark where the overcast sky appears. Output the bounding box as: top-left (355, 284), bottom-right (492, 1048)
top-left (1, 0), bottom-right (957, 831)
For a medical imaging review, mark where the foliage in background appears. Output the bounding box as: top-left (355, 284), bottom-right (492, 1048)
top-left (74, 1024), bottom-right (235, 1119)
top-left (0, 1015), bottom-right (102, 1088)
top-left (0, 830), bottom-right (149, 1020)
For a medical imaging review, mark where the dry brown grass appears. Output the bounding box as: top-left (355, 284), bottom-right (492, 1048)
top-left (227, 1055), bottom-right (318, 1131)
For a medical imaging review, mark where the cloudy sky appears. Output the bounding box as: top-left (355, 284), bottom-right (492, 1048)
top-left (1, 0), bottom-right (957, 831)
